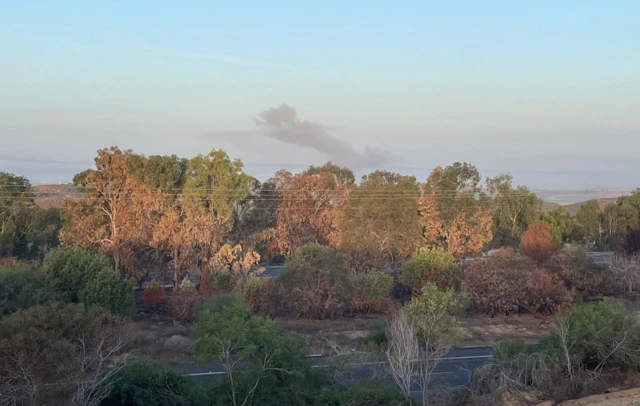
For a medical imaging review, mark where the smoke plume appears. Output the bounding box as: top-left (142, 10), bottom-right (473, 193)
top-left (254, 104), bottom-right (389, 169)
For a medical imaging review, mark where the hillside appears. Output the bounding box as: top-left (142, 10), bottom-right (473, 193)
top-left (541, 198), bottom-right (618, 216)
top-left (33, 184), bottom-right (82, 208)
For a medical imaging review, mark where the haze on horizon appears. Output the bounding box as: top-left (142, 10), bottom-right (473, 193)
top-left (1, 1), bottom-right (639, 189)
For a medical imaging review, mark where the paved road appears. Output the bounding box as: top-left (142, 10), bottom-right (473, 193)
top-left (261, 264), bottom-right (285, 278)
top-left (586, 251), bottom-right (614, 265)
top-left (171, 346), bottom-right (493, 389)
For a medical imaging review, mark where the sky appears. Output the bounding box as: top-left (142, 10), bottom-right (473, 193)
top-left (1, 1), bottom-right (639, 189)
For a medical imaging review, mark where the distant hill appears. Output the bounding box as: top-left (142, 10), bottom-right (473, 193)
top-left (33, 184), bottom-right (82, 208)
top-left (541, 197), bottom-right (618, 216)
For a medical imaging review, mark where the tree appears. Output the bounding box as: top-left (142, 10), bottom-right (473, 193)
top-left (520, 222), bottom-right (558, 266)
top-left (486, 174), bottom-right (541, 248)
top-left (624, 225), bottom-right (640, 255)
top-left (126, 153), bottom-right (188, 193)
top-left (0, 304), bottom-right (128, 406)
top-left (421, 163), bottom-right (492, 256)
top-left (387, 286), bottom-right (460, 406)
top-left (194, 302), bottom-right (319, 406)
top-left (304, 161), bottom-right (356, 187)
top-left (18, 207), bottom-right (63, 261)
top-left (80, 270), bottom-right (134, 316)
top-left (43, 246), bottom-right (113, 303)
top-left (540, 207), bottom-right (584, 246)
top-left (0, 185), bottom-right (62, 261)
top-left (605, 253), bottom-right (640, 294)
top-left (0, 263), bottom-right (58, 318)
top-left (61, 147), bottom-right (160, 278)
top-left (152, 206), bottom-right (229, 286)
top-left (278, 244), bottom-right (354, 319)
top-left (0, 172), bottom-right (34, 255)
top-left (273, 170), bottom-right (348, 256)
top-left (576, 200), bottom-right (603, 246)
top-left (102, 358), bottom-right (204, 406)
top-left (600, 191), bottom-right (640, 245)
top-left (341, 171), bottom-right (422, 270)
top-left (182, 149), bottom-right (253, 223)
top-left (400, 248), bottom-right (460, 292)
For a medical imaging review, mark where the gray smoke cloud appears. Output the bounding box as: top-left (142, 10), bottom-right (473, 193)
top-left (254, 104), bottom-right (389, 170)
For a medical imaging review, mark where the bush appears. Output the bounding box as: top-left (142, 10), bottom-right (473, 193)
top-left (400, 248), bottom-right (459, 292)
top-left (196, 293), bottom-right (247, 317)
top-left (0, 263), bottom-right (58, 318)
top-left (522, 268), bottom-right (573, 314)
top-left (314, 381), bottom-right (408, 406)
top-left (461, 253), bottom-right (528, 316)
top-left (167, 278), bottom-right (200, 323)
top-left (79, 270), bottom-right (134, 316)
top-left (234, 275), bottom-right (268, 300)
top-left (405, 282), bottom-right (463, 339)
top-left (541, 298), bottom-right (640, 369)
top-left (520, 222), bottom-right (558, 266)
top-left (351, 270), bottom-right (394, 314)
top-left (195, 302), bottom-right (323, 406)
top-left (43, 246), bottom-right (112, 302)
top-left (462, 253), bottom-right (572, 316)
top-left (547, 247), bottom-right (605, 296)
top-left (362, 329), bottom-right (388, 352)
top-left (102, 358), bottom-right (204, 406)
top-left (0, 303), bottom-right (126, 405)
top-left (278, 244), bottom-right (354, 319)
top-left (141, 281), bottom-right (165, 307)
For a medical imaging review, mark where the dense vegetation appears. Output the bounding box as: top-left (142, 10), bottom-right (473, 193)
top-left (3, 147), bottom-right (640, 405)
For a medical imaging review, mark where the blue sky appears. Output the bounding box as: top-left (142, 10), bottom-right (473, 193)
top-left (1, 1), bottom-right (639, 188)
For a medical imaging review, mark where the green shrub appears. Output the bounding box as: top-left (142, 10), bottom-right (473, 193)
top-left (406, 282), bottom-right (465, 319)
top-left (362, 328), bottom-right (388, 352)
top-left (0, 263), bottom-right (58, 318)
top-left (195, 293), bottom-right (247, 317)
top-left (196, 303), bottom-right (323, 406)
top-left (234, 275), bottom-right (268, 300)
top-left (43, 246), bottom-right (111, 302)
top-left (400, 248), bottom-right (460, 292)
top-left (352, 270), bottom-right (394, 299)
top-left (278, 244), bottom-right (354, 319)
top-left (102, 358), bottom-right (205, 406)
top-left (494, 339), bottom-right (537, 362)
top-left (541, 298), bottom-right (640, 369)
top-left (80, 270), bottom-right (134, 316)
top-left (314, 381), bottom-right (408, 406)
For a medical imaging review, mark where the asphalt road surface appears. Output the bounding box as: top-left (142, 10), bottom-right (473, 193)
top-left (260, 252), bottom-right (613, 279)
top-left (171, 346), bottom-right (493, 390)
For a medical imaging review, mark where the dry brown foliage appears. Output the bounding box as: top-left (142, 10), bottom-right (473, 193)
top-left (352, 296), bottom-right (393, 314)
top-left (523, 268), bottom-right (573, 314)
top-left (62, 148), bottom-right (161, 279)
top-left (166, 280), bottom-right (199, 323)
top-left (199, 243), bottom-right (262, 296)
top-left (274, 171), bottom-right (348, 256)
top-left (462, 253), bottom-right (572, 316)
top-left (520, 221), bottom-right (558, 266)
top-left (141, 282), bottom-right (166, 307)
top-left (152, 208), bottom-right (229, 285)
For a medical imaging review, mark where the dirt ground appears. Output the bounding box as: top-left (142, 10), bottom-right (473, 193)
top-left (126, 312), bottom-right (553, 363)
top-left (127, 316), bottom-right (195, 365)
top-left (277, 313), bottom-right (552, 354)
